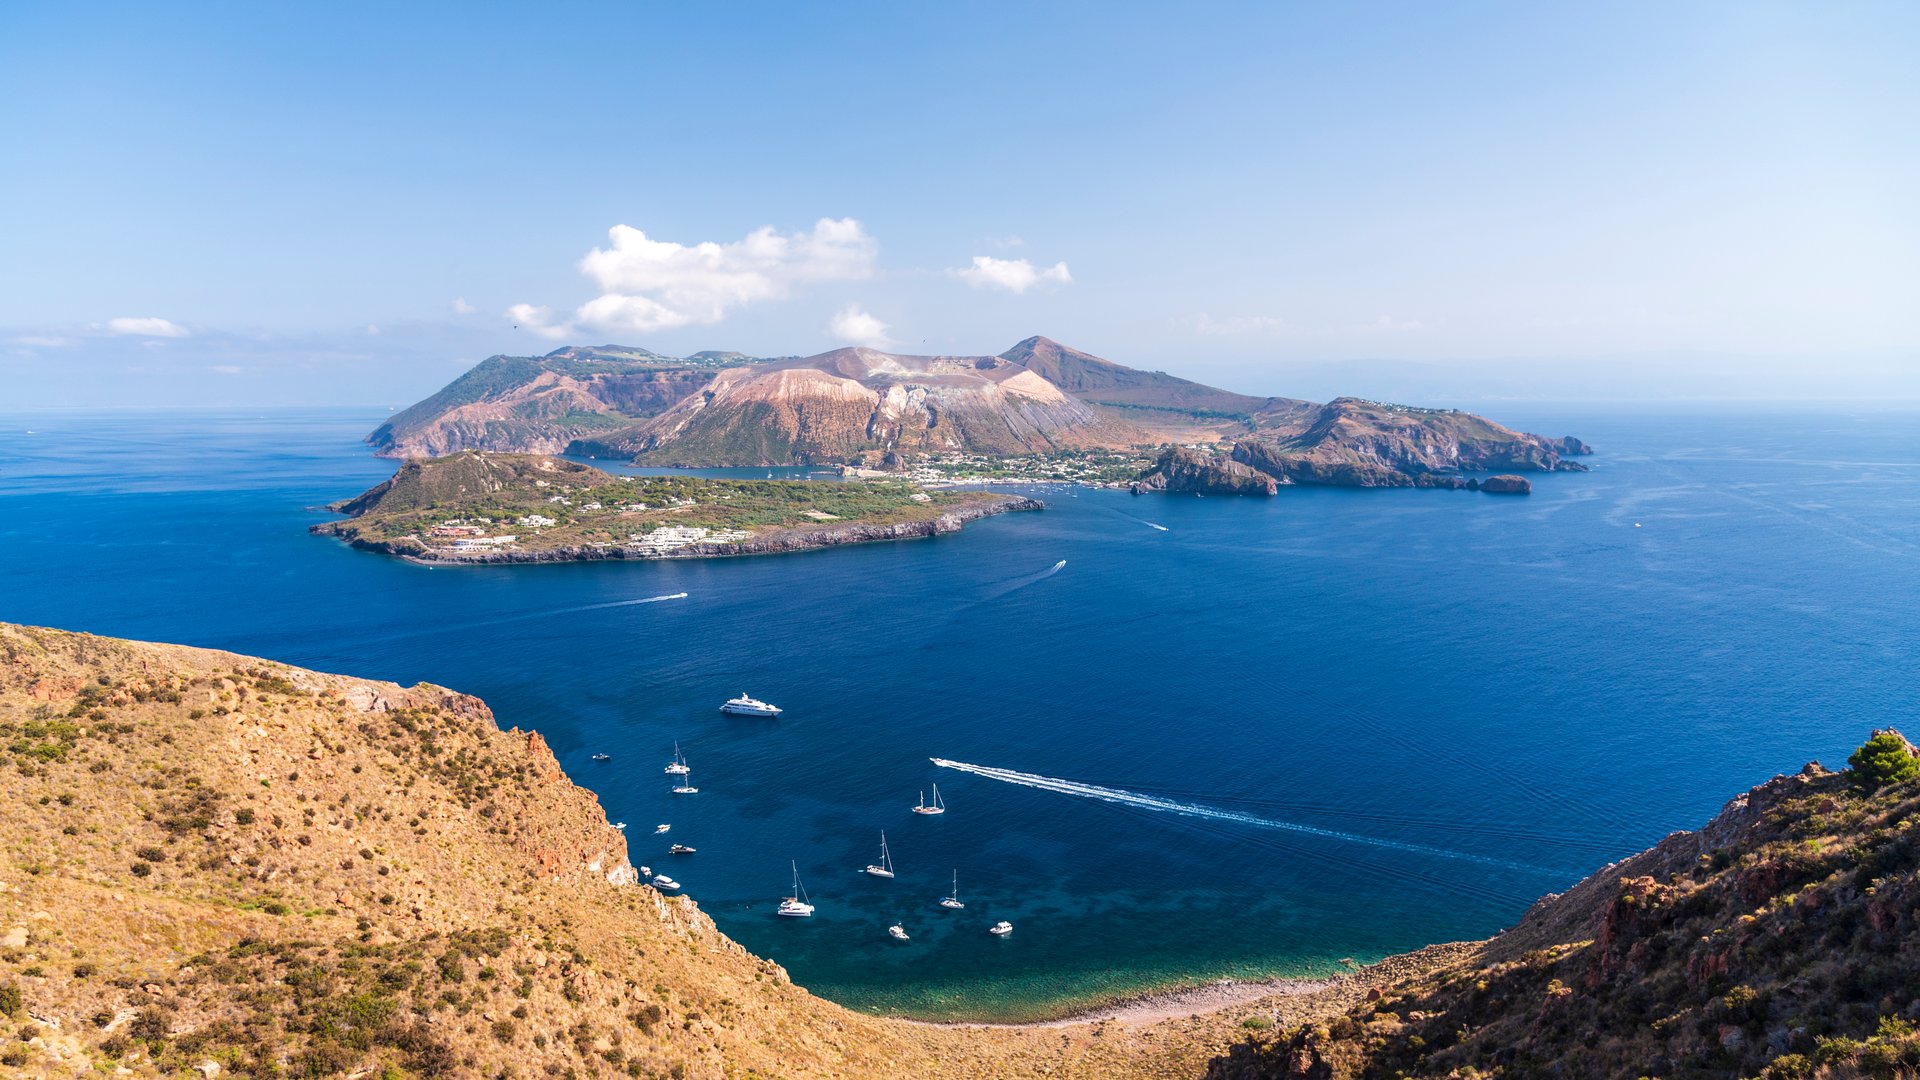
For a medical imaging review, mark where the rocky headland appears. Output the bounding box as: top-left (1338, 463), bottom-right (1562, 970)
top-left (312, 452), bottom-right (1039, 566)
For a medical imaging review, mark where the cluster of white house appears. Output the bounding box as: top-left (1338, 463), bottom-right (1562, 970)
top-left (627, 525), bottom-right (753, 554)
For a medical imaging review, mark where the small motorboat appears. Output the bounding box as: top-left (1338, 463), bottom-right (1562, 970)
top-left (591, 753), bottom-right (611, 762)
top-left (654, 824), bottom-right (671, 834)
top-left (777, 861), bottom-right (814, 917)
top-left (612, 822), bottom-right (627, 831)
top-left (639, 865), bottom-right (651, 876)
top-left (668, 844), bottom-right (695, 855)
top-left (652, 876), bottom-right (681, 891)
top-left (888, 924), bottom-right (910, 941)
top-left (989, 921), bottom-right (1012, 936)
top-left (911, 784), bottom-right (946, 816)
top-left (721, 692), bottom-right (782, 717)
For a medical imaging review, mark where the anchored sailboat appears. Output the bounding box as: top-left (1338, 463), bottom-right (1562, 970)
top-left (664, 742), bottom-right (689, 775)
top-left (671, 768), bottom-right (698, 795)
top-left (912, 784), bottom-right (946, 816)
top-left (939, 870), bottom-right (964, 909)
top-left (777, 861), bottom-right (814, 917)
top-left (864, 832), bottom-right (896, 878)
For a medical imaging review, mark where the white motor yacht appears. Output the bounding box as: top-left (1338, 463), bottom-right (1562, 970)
top-left (989, 921), bottom-right (1013, 936)
top-left (887, 924), bottom-right (910, 941)
top-left (721, 693), bottom-right (782, 717)
top-left (652, 876), bottom-right (680, 891)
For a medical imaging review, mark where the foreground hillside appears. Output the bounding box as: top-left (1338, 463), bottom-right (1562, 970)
top-left (1207, 735), bottom-right (1920, 1079)
top-left (6, 621), bottom-right (1900, 1079)
top-left (0, 624), bottom-right (1362, 1078)
top-left (369, 337), bottom-right (1590, 486)
top-left (311, 452), bottom-right (1038, 564)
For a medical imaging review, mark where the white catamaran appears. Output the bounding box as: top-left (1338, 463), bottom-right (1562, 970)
top-left (864, 832), bottom-right (896, 878)
top-left (939, 870), bottom-right (964, 909)
top-left (720, 693), bottom-right (782, 717)
top-left (912, 784), bottom-right (946, 816)
top-left (664, 741), bottom-right (689, 775)
top-left (777, 861), bottom-right (814, 917)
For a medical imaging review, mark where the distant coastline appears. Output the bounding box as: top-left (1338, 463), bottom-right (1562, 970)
top-left (314, 491), bottom-right (1042, 565)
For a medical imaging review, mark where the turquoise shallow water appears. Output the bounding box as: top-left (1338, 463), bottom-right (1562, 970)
top-left (1, 405), bottom-right (1915, 1020)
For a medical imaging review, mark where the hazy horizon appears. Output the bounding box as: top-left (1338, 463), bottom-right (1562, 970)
top-left (5, 2), bottom-right (1916, 409)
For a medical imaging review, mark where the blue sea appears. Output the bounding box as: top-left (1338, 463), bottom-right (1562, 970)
top-left (1, 405), bottom-right (1915, 1021)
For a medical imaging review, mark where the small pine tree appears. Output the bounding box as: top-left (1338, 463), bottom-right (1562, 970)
top-left (1847, 730), bottom-right (1920, 790)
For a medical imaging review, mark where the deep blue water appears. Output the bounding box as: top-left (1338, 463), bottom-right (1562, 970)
top-left (1, 406), bottom-right (1916, 1020)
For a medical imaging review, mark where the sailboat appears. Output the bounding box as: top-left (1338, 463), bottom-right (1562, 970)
top-left (911, 784), bottom-right (946, 816)
top-left (664, 742), bottom-right (689, 775)
top-left (864, 832), bottom-right (896, 878)
top-left (671, 769), bottom-right (698, 795)
top-left (777, 861), bottom-right (814, 917)
top-left (939, 870), bottom-right (964, 909)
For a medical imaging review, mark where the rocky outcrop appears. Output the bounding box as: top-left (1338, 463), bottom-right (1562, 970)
top-left (1130, 447), bottom-right (1280, 495)
top-left (1231, 398), bottom-right (1591, 489)
top-left (1478, 474), bottom-right (1531, 494)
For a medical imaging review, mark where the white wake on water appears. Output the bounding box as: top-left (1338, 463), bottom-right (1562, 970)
top-left (930, 758), bottom-right (1558, 874)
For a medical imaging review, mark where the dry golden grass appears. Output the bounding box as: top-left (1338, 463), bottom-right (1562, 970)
top-left (0, 624), bottom-right (1378, 1079)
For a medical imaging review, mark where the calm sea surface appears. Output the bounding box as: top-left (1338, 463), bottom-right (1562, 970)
top-left (1, 405), bottom-right (1915, 1020)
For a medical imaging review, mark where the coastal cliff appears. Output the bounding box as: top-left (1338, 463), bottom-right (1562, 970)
top-left (1130, 446), bottom-right (1281, 496)
top-left (1207, 739), bottom-right (1920, 1079)
top-left (1229, 398), bottom-right (1590, 488)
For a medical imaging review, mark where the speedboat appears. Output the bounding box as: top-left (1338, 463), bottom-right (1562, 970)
top-left (652, 876), bottom-right (681, 891)
top-left (639, 866), bottom-right (650, 876)
top-left (887, 924), bottom-right (910, 941)
top-left (777, 861), bottom-right (814, 917)
top-left (989, 921), bottom-right (1012, 936)
top-left (721, 693), bottom-right (782, 717)
top-left (591, 753), bottom-right (611, 762)
top-left (612, 822), bottom-right (627, 831)
top-left (864, 832), bottom-right (896, 878)
top-left (668, 844), bottom-right (695, 855)
top-left (912, 784), bottom-right (946, 816)
top-left (664, 741), bottom-right (689, 775)
top-left (939, 870), bottom-right (965, 909)
top-left (654, 824), bottom-right (671, 834)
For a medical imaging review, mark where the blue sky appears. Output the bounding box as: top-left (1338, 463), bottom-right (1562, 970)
top-left (3, 1), bottom-right (1917, 407)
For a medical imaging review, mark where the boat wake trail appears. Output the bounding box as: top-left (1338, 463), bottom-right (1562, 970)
top-left (930, 758), bottom-right (1560, 876)
top-left (986, 560), bottom-right (1066, 599)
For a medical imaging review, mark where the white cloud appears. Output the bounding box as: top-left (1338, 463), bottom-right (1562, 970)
top-left (952, 255), bottom-right (1072, 293)
top-left (209, 365), bottom-right (245, 375)
top-left (451, 297), bottom-right (477, 315)
top-left (828, 304), bottom-right (893, 347)
top-left (1186, 312), bottom-right (1427, 338)
top-left (366, 324), bottom-right (382, 336)
top-left (512, 218), bottom-right (878, 340)
top-left (13, 335), bottom-right (73, 348)
top-left (105, 316), bottom-right (189, 338)
top-left (988, 235), bottom-right (1025, 249)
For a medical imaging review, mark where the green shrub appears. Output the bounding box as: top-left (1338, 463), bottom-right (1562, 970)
top-left (0, 982), bottom-right (20, 1017)
top-left (1848, 731), bottom-right (1919, 790)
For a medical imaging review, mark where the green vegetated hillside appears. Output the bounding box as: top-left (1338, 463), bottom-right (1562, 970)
top-left (1206, 732), bottom-right (1920, 1080)
top-left (314, 452), bottom-right (1018, 558)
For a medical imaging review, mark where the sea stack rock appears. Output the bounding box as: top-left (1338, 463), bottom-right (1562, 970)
top-left (1480, 474), bottom-right (1532, 495)
top-left (1131, 446), bottom-right (1280, 496)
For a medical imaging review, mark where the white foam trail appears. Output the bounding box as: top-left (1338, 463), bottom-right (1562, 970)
top-left (931, 758), bottom-right (1559, 875)
top-left (554, 592), bottom-right (688, 615)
